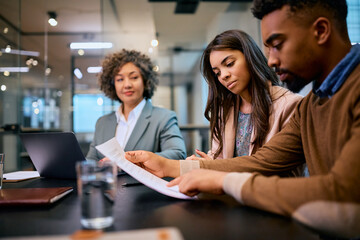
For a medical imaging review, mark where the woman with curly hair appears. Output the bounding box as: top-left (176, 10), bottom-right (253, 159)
top-left (86, 49), bottom-right (186, 161)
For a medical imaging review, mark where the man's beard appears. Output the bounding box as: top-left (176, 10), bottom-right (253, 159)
top-left (283, 77), bottom-right (309, 93)
top-left (276, 68), bottom-right (310, 93)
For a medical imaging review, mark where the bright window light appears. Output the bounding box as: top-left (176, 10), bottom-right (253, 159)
top-left (74, 68), bottom-right (83, 79)
top-left (87, 66), bottom-right (102, 73)
top-left (70, 42), bottom-right (113, 49)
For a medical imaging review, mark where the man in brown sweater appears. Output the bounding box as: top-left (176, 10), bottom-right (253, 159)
top-left (125, 0), bottom-right (360, 238)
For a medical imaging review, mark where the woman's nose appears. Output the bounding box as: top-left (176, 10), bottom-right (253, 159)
top-left (220, 70), bottom-right (230, 80)
top-left (123, 78), bottom-right (132, 87)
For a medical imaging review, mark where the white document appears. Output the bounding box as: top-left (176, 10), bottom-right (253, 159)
top-left (7, 227), bottom-right (184, 240)
top-left (3, 171), bottom-right (40, 182)
top-left (95, 138), bottom-right (196, 200)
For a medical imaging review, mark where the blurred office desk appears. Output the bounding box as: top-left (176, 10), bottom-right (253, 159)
top-left (0, 175), bottom-right (319, 239)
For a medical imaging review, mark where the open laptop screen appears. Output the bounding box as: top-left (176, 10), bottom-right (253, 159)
top-left (19, 132), bottom-right (86, 179)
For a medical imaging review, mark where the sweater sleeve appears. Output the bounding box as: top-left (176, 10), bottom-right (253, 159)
top-left (217, 98), bottom-right (360, 238)
top-left (198, 108), bottom-right (305, 176)
top-left (240, 94), bottom-right (360, 215)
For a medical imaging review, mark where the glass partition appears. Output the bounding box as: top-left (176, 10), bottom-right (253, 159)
top-left (0, 0), bottom-right (22, 171)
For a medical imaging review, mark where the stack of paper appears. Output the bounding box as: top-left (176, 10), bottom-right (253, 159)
top-left (3, 171), bottom-right (40, 182)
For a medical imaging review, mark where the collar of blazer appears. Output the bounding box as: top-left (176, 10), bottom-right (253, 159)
top-left (124, 100), bottom-right (152, 150)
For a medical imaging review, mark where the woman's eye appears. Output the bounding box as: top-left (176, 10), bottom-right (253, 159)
top-left (226, 61), bottom-right (234, 67)
top-left (115, 78), bottom-right (123, 82)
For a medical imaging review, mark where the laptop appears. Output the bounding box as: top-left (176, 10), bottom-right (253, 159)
top-left (19, 132), bottom-right (86, 179)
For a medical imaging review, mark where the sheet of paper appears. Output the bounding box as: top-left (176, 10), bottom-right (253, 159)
top-left (96, 138), bottom-right (196, 200)
top-left (5, 227), bottom-right (184, 240)
top-left (3, 171), bottom-right (40, 182)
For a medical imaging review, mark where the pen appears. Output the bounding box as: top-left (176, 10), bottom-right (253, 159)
top-left (122, 182), bottom-right (143, 187)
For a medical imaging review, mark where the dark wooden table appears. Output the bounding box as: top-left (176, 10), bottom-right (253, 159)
top-left (0, 174), bottom-right (320, 239)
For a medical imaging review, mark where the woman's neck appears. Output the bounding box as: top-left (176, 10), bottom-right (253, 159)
top-left (122, 99), bottom-right (144, 120)
top-left (239, 90), bottom-right (252, 114)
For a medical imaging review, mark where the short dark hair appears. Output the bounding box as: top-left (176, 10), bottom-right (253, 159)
top-left (251, 0), bottom-right (348, 35)
top-left (99, 49), bottom-right (159, 102)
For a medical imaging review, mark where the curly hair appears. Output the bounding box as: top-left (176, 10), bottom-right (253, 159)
top-left (201, 30), bottom-right (280, 158)
top-left (251, 0), bottom-right (348, 36)
top-left (99, 49), bottom-right (159, 102)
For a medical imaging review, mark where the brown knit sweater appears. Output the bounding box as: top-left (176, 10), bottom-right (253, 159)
top-left (199, 64), bottom-right (360, 237)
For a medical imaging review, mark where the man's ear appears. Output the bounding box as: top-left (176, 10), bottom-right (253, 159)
top-left (312, 17), bottom-right (331, 45)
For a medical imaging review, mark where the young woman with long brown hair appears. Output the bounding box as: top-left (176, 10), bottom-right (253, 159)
top-left (187, 29), bottom-right (302, 161)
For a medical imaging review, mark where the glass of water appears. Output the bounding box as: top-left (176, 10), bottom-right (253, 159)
top-left (76, 160), bottom-right (117, 229)
top-left (0, 153), bottom-right (4, 189)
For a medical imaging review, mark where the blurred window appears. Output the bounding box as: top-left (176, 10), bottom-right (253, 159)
top-left (73, 94), bottom-right (119, 133)
top-left (347, 0), bottom-right (360, 43)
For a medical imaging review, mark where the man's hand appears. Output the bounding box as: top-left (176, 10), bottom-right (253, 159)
top-left (167, 169), bottom-right (227, 197)
top-left (185, 149), bottom-right (213, 161)
top-left (125, 150), bottom-right (180, 178)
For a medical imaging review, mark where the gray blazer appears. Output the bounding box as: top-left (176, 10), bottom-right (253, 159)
top-left (86, 100), bottom-right (186, 161)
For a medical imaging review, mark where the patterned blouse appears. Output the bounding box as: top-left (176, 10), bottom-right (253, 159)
top-left (234, 112), bottom-right (253, 156)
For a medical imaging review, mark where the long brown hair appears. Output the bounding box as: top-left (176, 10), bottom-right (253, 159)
top-left (201, 30), bottom-right (279, 158)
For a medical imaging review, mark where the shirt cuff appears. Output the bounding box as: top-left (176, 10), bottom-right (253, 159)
top-left (180, 160), bottom-right (200, 175)
top-left (223, 172), bottom-right (252, 204)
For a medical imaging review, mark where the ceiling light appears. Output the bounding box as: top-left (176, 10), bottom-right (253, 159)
top-left (87, 66), bottom-right (102, 73)
top-left (78, 49), bottom-right (85, 56)
top-left (5, 45), bottom-right (11, 53)
top-left (48, 11), bottom-right (58, 27)
top-left (1, 85), bottom-right (6, 91)
top-left (3, 27), bottom-right (8, 34)
top-left (74, 68), bottom-right (83, 79)
top-left (97, 97), bottom-right (104, 106)
top-left (3, 71), bottom-right (9, 77)
top-left (148, 47), bottom-right (153, 54)
top-left (1, 48), bottom-right (40, 57)
top-left (0, 67), bottom-right (29, 73)
top-left (153, 65), bottom-right (159, 72)
top-left (45, 67), bottom-right (51, 76)
top-left (151, 39), bottom-right (159, 47)
top-left (70, 42), bottom-right (113, 49)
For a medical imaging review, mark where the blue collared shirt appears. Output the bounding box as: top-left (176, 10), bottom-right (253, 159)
top-left (314, 44), bottom-right (360, 98)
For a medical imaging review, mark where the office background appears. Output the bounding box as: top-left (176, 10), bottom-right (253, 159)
top-left (0, 0), bottom-right (359, 173)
